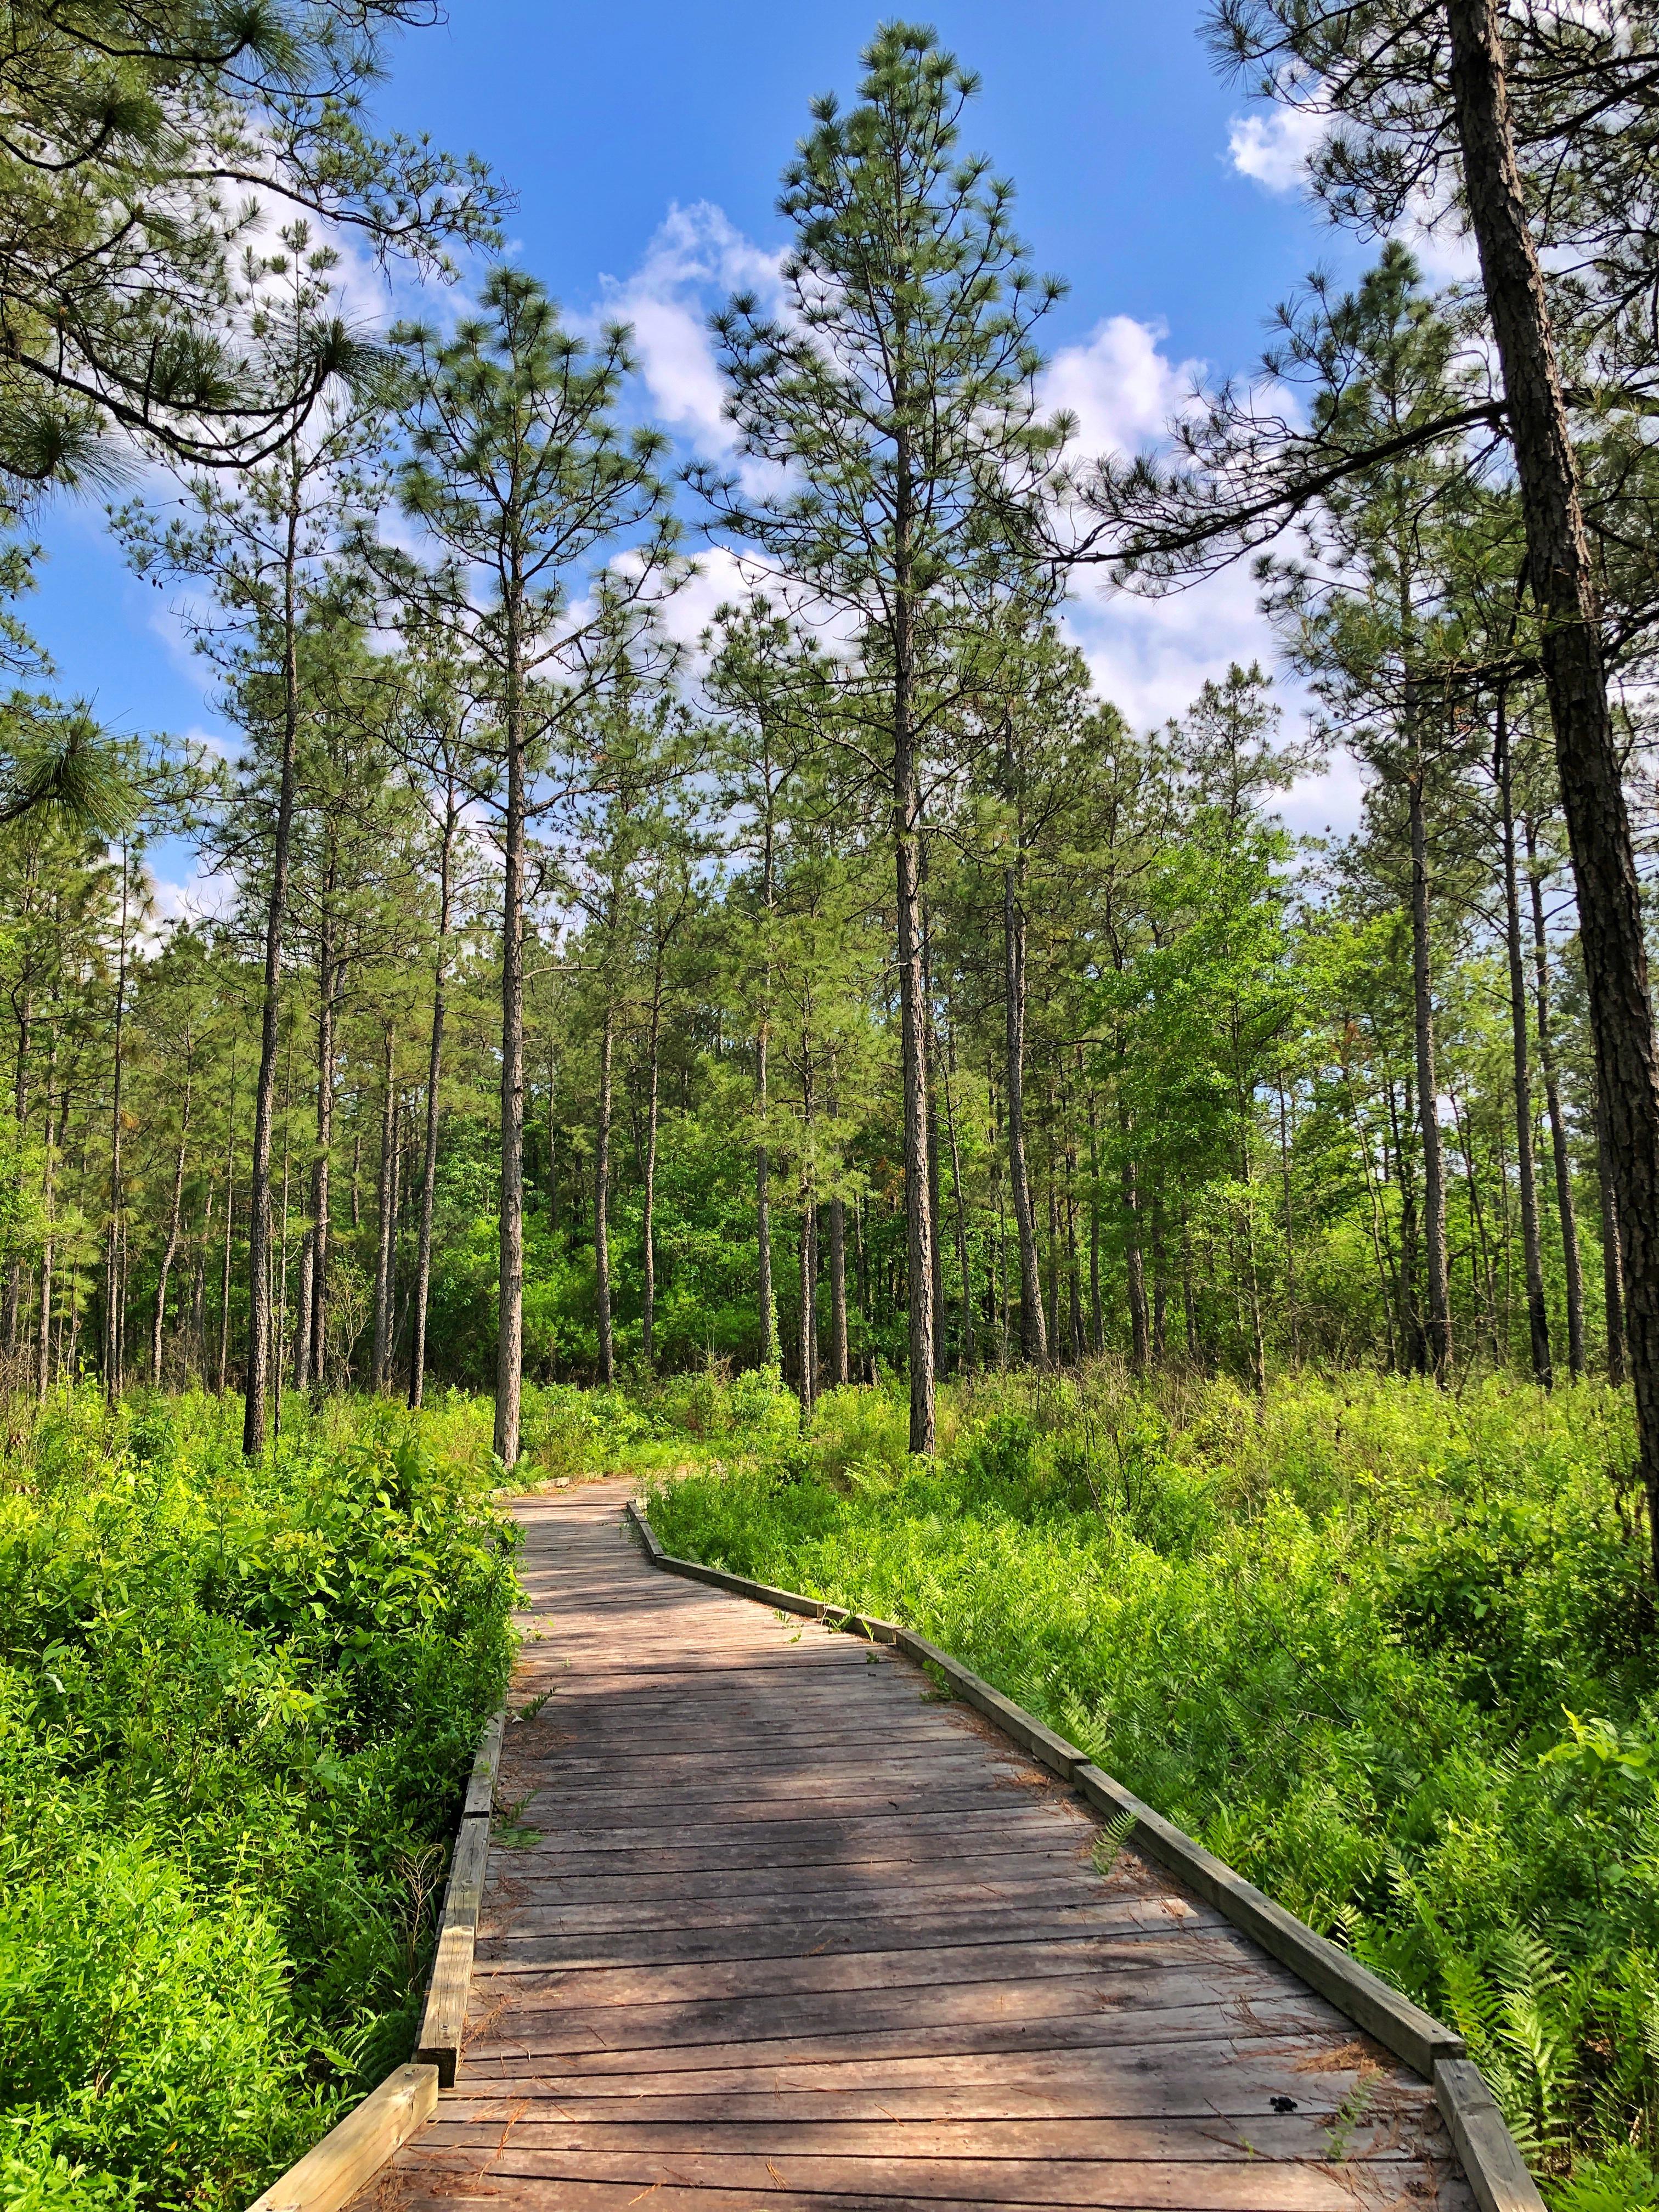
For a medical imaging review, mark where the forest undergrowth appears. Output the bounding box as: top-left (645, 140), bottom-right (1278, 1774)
top-left (0, 1387), bottom-right (517, 2212)
top-left (644, 1364), bottom-right (1658, 2209)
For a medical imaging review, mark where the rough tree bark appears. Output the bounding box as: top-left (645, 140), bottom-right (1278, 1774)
top-left (371, 1020), bottom-right (397, 1391)
top-left (594, 1003), bottom-right (615, 1390)
top-left (1497, 702), bottom-right (1552, 1384)
top-left (151, 1077), bottom-right (192, 1387)
top-left (409, 786), bottom-right (455, 1410)
top-left (494, 594), bottom-right (527, 1466)
top-left (894, 605), bottom-right (937, 1453)
top-left (1002, 728), bottom-right (1047, 1367)
top-left (1407, 763), bottom-right (1452, 1381)
top-left (243, 488), bottom-right (302, 1457)
top-left (1524, 816), bottom-right (1586, 1378)
top-left (1447, 0), bottom-right (1659, 1570)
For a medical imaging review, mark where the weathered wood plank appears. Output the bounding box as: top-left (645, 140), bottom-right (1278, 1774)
top-left (413, 1813), bottom-right (490, 2087)
top-left (247, 2064), bottom-right (437, 2212)
top-left (461, 1991), bottom-right (1353, 2072)
top-left (398, 2142), bottom-right (1451, 2210)
top-left (356, 1481), bottom-right (1491, 2212)
top-left (488, 1881), bottom-right (1216, 1937)
top-left (416, 2110), bottom-right (1436, 2162)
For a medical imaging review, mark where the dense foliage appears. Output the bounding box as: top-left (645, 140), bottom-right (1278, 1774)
top-left (649, 1368), bottom-right (1658, 2208)
top-left (0, 1387), bottom-right (516, 2212)
top-left (9, 5), bottom-right (1659, 2207)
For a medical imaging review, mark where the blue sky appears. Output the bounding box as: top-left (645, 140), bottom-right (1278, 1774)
top-left (32, 1), bottom-right (1386, 907)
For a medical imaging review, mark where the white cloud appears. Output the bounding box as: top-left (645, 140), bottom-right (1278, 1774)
top-left (595, 201), bottom-right (784, 464)
top-left (1396, 198), bottom-right (1482, 286)
top-left (1063, 571), bottom-right (1364, 836)
top-left (1227, 99), bottom-right (1327, 195)
top-left (145, 846), bottom-right (234, 932)
top-left (1043, 314), bottom-right (1203, 460)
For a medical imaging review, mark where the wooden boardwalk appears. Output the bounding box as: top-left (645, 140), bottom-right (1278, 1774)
top-left (364, 1479), bottom-right (1475, 2211)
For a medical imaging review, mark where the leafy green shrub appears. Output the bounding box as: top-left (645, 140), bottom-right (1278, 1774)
top-left (0, 1387), bottom-right (517, 2212)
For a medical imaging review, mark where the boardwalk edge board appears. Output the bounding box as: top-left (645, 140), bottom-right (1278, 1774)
top-left (240, 1706), bottom-right (506, 2212)
top-left (414, 1702), bottom-right (507, 2086)
top-left (625, 1497), bottom-right (1545, 2212)
top-left (243, 2065), bottom-right (438, 2212)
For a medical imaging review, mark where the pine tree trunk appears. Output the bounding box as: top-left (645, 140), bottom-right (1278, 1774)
top-left (244, 490), bottom-right (302, 1457)
top-left (307, 939), bottom-right (337, 1391)
top-left (642, 968), bottom-right (663, 1372)
top-left (105, 845), bottom-right (130, 1397)
top-left (828, 1196), bottom-right (849, 1386)
top-left (1276, 1079), bottom-right (1299, 1363)
top-left (943, 1060), bottom-right (974, 1373)
top-left (1087, 1091), bottom-right (1103, 1355)
top-left (371, 1022), bottom-right (397, 1391)
top-left (1392, 1076), bottom-right (1427, 1373)
top-left (1498, 707), bottom-right (1552, 1383)
top-left (494, 610), bottom-right (527, 1466)
top-left (1448, 0), bottom-right (1659, 1563)
top-left (1525, 819), bottom-right (1587, 1377)
top-left (293, 1235), bottom-right (313, 1388)
top-left (410, 800), bottom-right (452, 1410)
top-left (1596, 1079), bottom-right (1628, 1383)
top-left (35, 1047), bottom-right (58, 1403)
top-left (594, 1005), bottom-right (615, 1390)
top-left (1408, 767), bottom-right (1452, 1381)
top-left (1003, 825), bottom-right (1047, 1365)
top-left (1119, 1102), bottom-right (1149, 1372)
top-left (5, 854), bottom-right (36, 1356)
top-left (218, 1094), bottom-right (235, 1395)
top-left (797, 1201), bottom-right (818, 1423)
top-left (895, 665), bottom-right (937, 1454)
top-left (151, 1085), bottom-right (191, 1387)
top-left (755, 1029), bottom-right (774, 1368)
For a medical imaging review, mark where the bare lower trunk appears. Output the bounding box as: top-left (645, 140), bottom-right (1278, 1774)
top-left (594, 1007), bottom-right (615, 1389)
top-left (35, 1056), bottom-right (59, 1403)
top-left (217, 1110), bottom-right (234, 1395)
top-left (371, 1023), bottom-right (397, 1391)
top-left (828, 1197), bottom-right (848, 1386)
top-left (105, 848), bottom-right (130, 1397)
top-left (293, 1235), bottom-right (314, 1387)
top-left (151, 1092), bottom-right (191, 1387)
top-left (1596, 1079), bottom-right (1628, 1383)
top-left (797, 1201), bottom-right (818, 1423)
top-left (896, 713), bottom-right (936, 1454)
top-left (1498, 708), bottom-right (1551, 1384)
top-left (244, 497), bottom-right (303, 1457)
top-left (1087, 1091), bottom-right (1103, 1355)
top-left (494, 668), bottom-right (527, 1466)
top-left (1408, 768), bottom-right (1452, 1382)
top-left (943, 1061), bottom-right (974, 1373)
top-left (307, 948), bottom-right (338, 1392)
top-left (411, 816), bottom-right (453, 1411)
top-left (1449, 0), bottom-right (1659, 1570)
top-left (1003, 844), bottom-right (1046, 1365)
top-left (1525, 819), bottom-right (1586, 1378)
top-left (1119, 1102), bottom-right (1149, 1372)
top-left (642, 987), bottom-right (663, 1372)
top-left (756, 1026), bottom-right (774, 1368)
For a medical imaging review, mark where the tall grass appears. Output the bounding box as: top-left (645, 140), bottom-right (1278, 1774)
top-left (0, 1386), bottom-right (517, 2212)
top-left (648, 1365), bottom-right (1659, 2208)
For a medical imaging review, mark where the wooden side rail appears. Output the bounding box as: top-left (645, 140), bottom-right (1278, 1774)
top-left (626, 1498), bottom-right (1544, 2212)
top-left (413, 1706), bottom-right (505, 2087)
